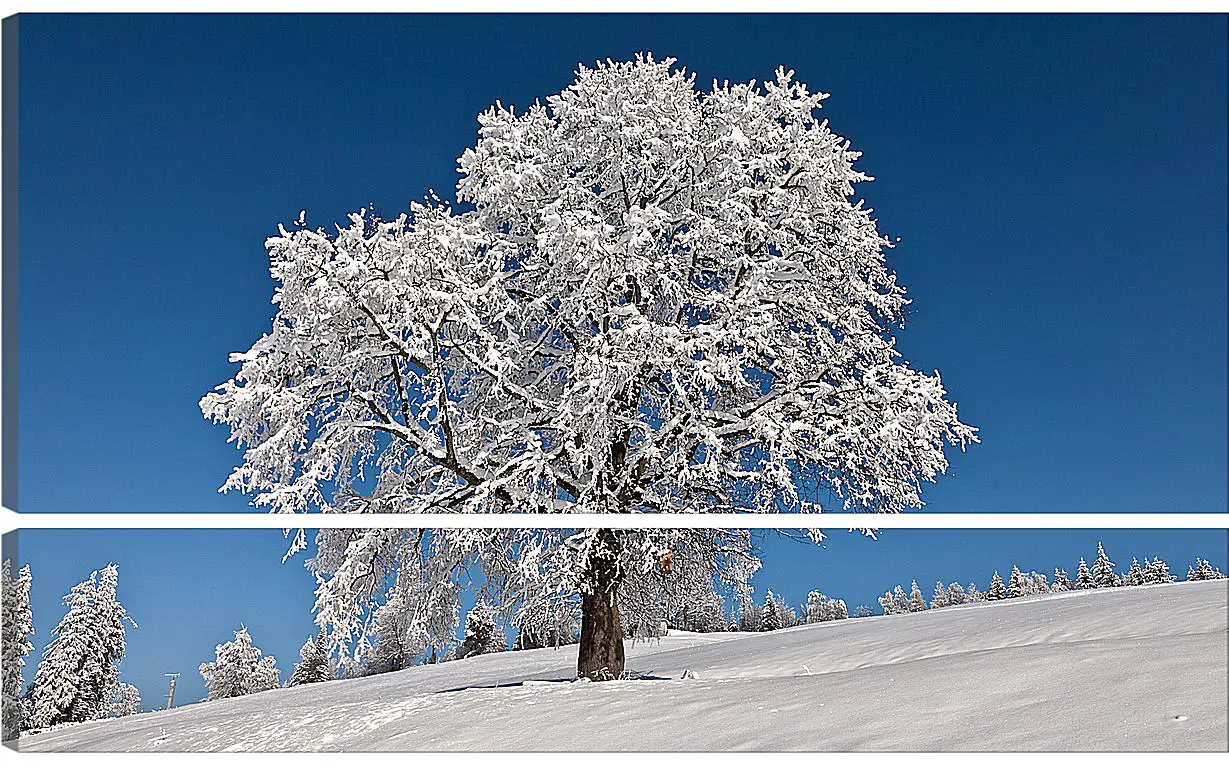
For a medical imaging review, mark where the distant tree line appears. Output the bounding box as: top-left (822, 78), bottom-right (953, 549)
top-left (877, 543), bottom-right (1224, 616)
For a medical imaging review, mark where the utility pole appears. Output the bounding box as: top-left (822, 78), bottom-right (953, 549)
top-left (163, 673), bottom-right (181, 710)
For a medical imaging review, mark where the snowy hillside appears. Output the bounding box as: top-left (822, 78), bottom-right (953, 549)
top-left (19, 579), bottom-right (1227, 752)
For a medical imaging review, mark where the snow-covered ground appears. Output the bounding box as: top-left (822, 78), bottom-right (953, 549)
top-left (19, 579), bottom-right (1227, 752)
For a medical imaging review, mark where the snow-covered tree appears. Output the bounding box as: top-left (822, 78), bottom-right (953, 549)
top-left (877, 589), bottom-right (900, 616)
top-left (1143, 557), bottom-right (1175, 584)
top-left (806, 590), bottom-right (826, 623)
top-left (456, 601), bottom-right (505, 659)
top-left (1124, 558), bottom-right (1145, 587)
top-left (513, 599), bottom-right (580, 650)
top-left (1052, 568), bottom-right (1072, 592)
top-left (761, 591), bottom-right (783, 632)
top-left (774, 594), bottom-right (799, 628)
top-left (199, 627), bottom-right (280, 701)
top-left (907, 580), bottom-right (927, 612)
top-left (929, 581), bottom-right (949, 609)
top-left (108, 682), bottom-right (140, 718)
top-left (945, 582), bottom-right (967, 606)
top-left (1092, 542), bottom-right (1119, 588)
top-left (2, 561), bottom-right (33, 741)
top-left (288, 630), bottom-right (335, 686)
top-left (738, 601), bottom-right (765, 632)
top-left (892, 585), bottom-right (910, 613)
top-left (852, 605), bottom-right (874, 619)
top-left (619, 545), bottom-right (736, 637)
top-left (1007, 565), bottom-right (1025, 598)
top-left (200, 55), bottom-right (977, 680)
top-left (1076, 558), bottom-right (1095, 590)
top-left (986, 571), bottom-right (1007, 601)
top-left (965, 582), bottom-right (984, 603)
top-left (1187, 558), bottom-right (1226, 581)
top-left (30, 564), bottom-right (135, 728)
top-left (807, 590), bottom-right (847, 623)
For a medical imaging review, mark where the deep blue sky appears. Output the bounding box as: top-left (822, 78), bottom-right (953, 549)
top-left (9, 527), bottom-right (1226, 711)
top-left (14, 14), bottom-right (1228, 511)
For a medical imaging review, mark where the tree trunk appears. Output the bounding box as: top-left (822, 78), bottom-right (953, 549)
top-left (577, 528), bottom-right (625, 681)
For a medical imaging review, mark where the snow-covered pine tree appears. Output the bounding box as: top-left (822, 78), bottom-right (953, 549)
top-left (853, 605), bottom-right (874, 618)
top-left (826, 599), bottom-right (849, 621)
top-left (1188, 558), bottom-right (1226, 581)
top-left (108, 683), bottom-right (140, 718)
top-left (892, 585), bottom-right (910, 614)
top-left (761, 591), bottom-right (782, 632)
top-left (965, 583), bottom-right (985, 602)
top-left (30, 564), bottom-right (135, 728)
top-left (288, 630), bottom-right (335, 686)
top-left (1092, 542), bottom-right (1118, 588)
top-left (1052, 568), bottom-right (1072, 591)
top-left (1143, 557), bottom-right (1175, 584)
top-left (1076, 558), bottom-right (1095, 589)
top-left (930, 581), bottom-right (948, 609)
top-left (1007, 565), bottom-right (1025, 598)
top-left (2, 561), bottom-right (34, 741)
top-left (907, 580), bottom-right (927, 612)
top-left (199, 627), bottom-right (280, 701)
top-left (457, 601), bottom-right (505, 659)
top-left (1124, 558), bottom-right (1145, 587)
top-left (877, 590), bottom-right (898, 616)
top-left (986, 571), bottom-right (1007, 601)
top-left (200, 55), bottom-right (977, 681)
top-left (946, 582), bottom-right (967, 606)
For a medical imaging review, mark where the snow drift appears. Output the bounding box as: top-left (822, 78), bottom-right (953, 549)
top-left (18, 579), bottom-right (1227, 752)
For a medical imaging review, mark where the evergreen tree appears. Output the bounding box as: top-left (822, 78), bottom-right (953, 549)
top-left (930, 581), bottom-right (949, 609)
top-left (2, 561), bottom-right (34, 741)
top-left (877, 591), bottom-right (899, 616)
top-left (1007, 565), bottom-right (1025, 598)
top-left (108, 682), bottom-right (140, 718)
top-left (761, 591), bottom-right (782, 632)
top-left (1188, 558), bottom-right (1226, 581)
top-left (1076, 558), bottom-right (1095, 589)
top-left (457, 601), bottom-right (505, 659)
top-left (288, 630), bottom-right (335, 686)
top-left (777, 596), bottom-right (799, 628)
top-left (30, 564), bottom-right (135, 728)
top-left (1052, 568), bottom-right (1072, 591)
top-left (1143, 557), bottom-right (1175, 584)
top-left (892, 585), bottom-right (910, 614)
top-left (826, 599), bottom-right (848, 621)
top-left (199, 627), bottom-right (280, 701)
top-left (1092, 542), bottom-right (1118, 588)
top-left (946, 582), bottom-right (967, 606)
top-left (1124, 558), bottom-right (1145, 587)
top-left (908, 580), bottom-right (927, 612)
top-left (852, 605), bottom-right (874, 618)
top-left (986, 571), bottom-right (1007, 601)
top-left (965, 583), bottom-right (984, 602)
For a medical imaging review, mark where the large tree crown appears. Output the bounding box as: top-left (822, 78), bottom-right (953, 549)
top-left (201, 54), bottom-right (976, 519)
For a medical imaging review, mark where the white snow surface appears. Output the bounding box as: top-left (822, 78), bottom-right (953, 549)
top-left (19, 580), bottom-right (1227, 752)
